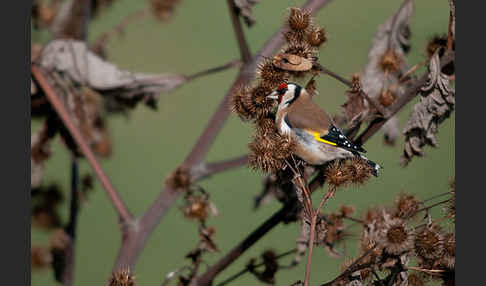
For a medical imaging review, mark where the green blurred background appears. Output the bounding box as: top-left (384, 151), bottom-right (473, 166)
top-left (31, 0), bottom-right (454, 285)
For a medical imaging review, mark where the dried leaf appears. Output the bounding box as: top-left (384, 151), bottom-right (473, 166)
top-left (234, 0), bottom-right (260, 27)
top-left (360, 0), bottom-right (414, 145)
top-left (40, 40), bottom-right (187, 111)
top-left (273, 53), bottom-right (313, 72)
top-left (401, 51), bottom-right (455, 166)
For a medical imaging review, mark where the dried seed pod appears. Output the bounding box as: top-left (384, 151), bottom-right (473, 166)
top-left (379, 49), bottom-right (402, 73)
top-left (414, 226), bottom-right (443, 260)
top-left (307, 26), bottom-right (327, 47)
top-left (109, 267), bottom-right (137, 286)
top-left (257, 59), bottom-right (288, 87)
top-left (378, 215), bottom-right (413, 255)
top-left (273, 53), bottom-right (313, 72)
top-left (394, 193), bottom-right (420, 219)
top-left (288, 7), bottom-right (311, 31)
top-left (165, 166), bottom-right (191, 190)
top-left (441, 232), bottom-right (455, 269)
top-left (379, 89), bottom-right (396, 107)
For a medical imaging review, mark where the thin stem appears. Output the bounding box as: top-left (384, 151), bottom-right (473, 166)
top-left (447, 0), bottom-right (455, 51)
top-left (192, 154), bottom-right (248, 182)
top-left (304, 188), bottom-right (335, 286)
top-left (61, 159), bottom-right (80, 286)
top-left (31, 66), bottom-right (134, 224)
top-left (185, 59), bottom-right (242, 81)
top-left (215, 249), bottom-right (297, 286)
top-left (227, 0), bottom-right (252, 63)
top-left (421, 191), bottom-right (452, 204)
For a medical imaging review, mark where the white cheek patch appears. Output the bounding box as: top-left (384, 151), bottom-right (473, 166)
top-left (280, 118), bottom-right (292, 135)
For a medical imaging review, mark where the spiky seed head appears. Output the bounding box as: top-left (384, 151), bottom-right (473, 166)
top-left (407, 272), bottom-right (427, 286)
top-left (378, 215), bottom-right (413, 255)
top-left (307, 26), bottom-right (327, 47)
top-left (394, 193), bottom-right (420, 219)
top-left (109, 268), bottom-right (136, 286)
top-left (282, 40), bottom-right (316, 59)
top-left (345, 157), bottom-right (373, 185)
top-left (414, 226), bottom-right (444, 260)
top-left (379, 89), bottom-right (396, 107)
top-left (165, 166), bottom-right (191, 191)
top-left (231, 85), bottom-right (254, 121)
top-left (441, 233), bottom-right (455, 269)
top-left (325, 160), bottom-right (352, 188)
top-left (288, 8), bottom-right (311, 31)
top-left (379, 49), bottom-right (402, 73)
top-left (257, 59), bottom-right (288, 87)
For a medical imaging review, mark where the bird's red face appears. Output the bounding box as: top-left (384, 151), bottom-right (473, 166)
top-left (276, 82), bottom-right (288, 104)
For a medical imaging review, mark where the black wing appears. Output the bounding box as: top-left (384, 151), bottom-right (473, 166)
top-left (321, 125), bottom-right (367, 153)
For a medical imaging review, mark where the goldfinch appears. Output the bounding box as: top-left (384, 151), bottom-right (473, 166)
top-left (266, 82), bottom-right (380, 175)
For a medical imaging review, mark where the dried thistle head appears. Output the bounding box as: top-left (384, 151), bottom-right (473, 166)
top-left (378, 215), bottom-right (413, 255)
top-left (31, 246), bottom-right (52, 270)
top-left (251, 84), bottom-right (276, 120)
top-left (344, 157), bottom-right (374, 185)
top-left (325, 160), bottom-right (352, 188)
top-left (288, 8), bottom-right (311, 31)
top-left (231, 85), bottom-right (254, 121)
top-left (426, 34), bottom-right (449, 58)
top-left (248, 131), bottom-right (296, 173)
top-left (394, 193), bottom-right (420, 219)
top-left (150, 0), bottom-right (181, 22)
top-left (413, 225), bottom-right (444, 261)
top-left (441, 232), bottom-right (455, 269)
top-left (282, 40), bottom-right (316, 59)
top-left (109, 268), bottom-right (136, 286)
top-left (379, 49), bottom-right (402, 73)
top-left (257, 59), bottom-right (288, 87)
top-left (165, 166), bottom-right (191, 190)
top-left (379, 89), bottom-right (396, 107)
top-left (307, 26), bottom-right (327, 47)
top-left (181, 192), bottom-right (216, 222)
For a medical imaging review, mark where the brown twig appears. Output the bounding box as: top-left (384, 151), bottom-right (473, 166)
top-left (304, 188), bottom-right (335, 286)
top-left (60, 160), bottom-right (80, 286)
top-left (31, 65), bottom-right (134, 224)
top-left (227, 0), bottom-right (252, 63)
top-left (185, 59), bottom-right (243, 81)
top-left (215, 248), bottom-right (297, 286)
top-left (447, 0), bottom-right (455, 51)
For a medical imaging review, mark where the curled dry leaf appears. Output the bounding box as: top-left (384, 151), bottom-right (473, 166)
top-left (401, 51), bottom-right (455, 166)
top-left (273, 53), bottom-right (313, 72)
top-left (50, 0), bottom-right (89, 40)
top-left (234, 0), bottom-right (260, 27)
top-left (40, 40), bottom-right (187, 111)
top-left (360, 0), bottom-right (414, 145)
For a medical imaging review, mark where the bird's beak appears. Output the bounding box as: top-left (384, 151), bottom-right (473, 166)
top-left (266, 91), bottom-right (278, 100)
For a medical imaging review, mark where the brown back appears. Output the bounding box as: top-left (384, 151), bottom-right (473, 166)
top-left (285, 90), bottom-right (333, 135)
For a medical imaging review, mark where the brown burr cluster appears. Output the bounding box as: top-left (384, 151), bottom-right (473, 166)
top-left (231, 7), bottom-right (327, 173)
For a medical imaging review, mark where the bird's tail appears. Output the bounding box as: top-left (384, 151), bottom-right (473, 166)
top-left (358, 155), bottom-right (381, 177)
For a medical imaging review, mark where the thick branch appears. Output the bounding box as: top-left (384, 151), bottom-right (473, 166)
top-left (114, 0), bottom-right (335, 270)
top-left (227, 0), bottom-right (252, 63)
top-left (31, 65), bottom-right (134, 224)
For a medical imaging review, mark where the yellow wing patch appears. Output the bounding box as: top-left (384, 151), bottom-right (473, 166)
top-left (308, 131), bottom-right (337, 146)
